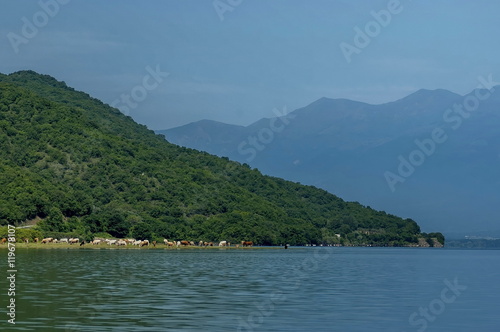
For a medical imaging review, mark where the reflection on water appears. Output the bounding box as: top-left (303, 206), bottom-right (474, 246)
top-left (1, 248), bottom-right (499, 331)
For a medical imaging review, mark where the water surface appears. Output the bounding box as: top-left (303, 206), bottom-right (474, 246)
top-left (1, 247), bottom-right (499, 331)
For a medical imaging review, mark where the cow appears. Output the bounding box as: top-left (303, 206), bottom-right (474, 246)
top-left (241, 241), bottom-right (253, 247)
top-left (106, 239), bottom-right (117, 245)
top-left (125, 239), bottom-right (135, 245)
top-left (219, 241), bottom-right (228, 247)
top-left (34, 238), bottom-right (39, 243)
top-left (53, 239), bottom-right (59, 244)
top-left (92, 239), bottom-right (102, 245)
top-left (116, 240), bottom-right (127, 246)
top-left (180, 240), bottom-right (190, 246)
top-left (1, 238), bottom-right (7, 244)
top-left (59, 238), bottom-right (69, 243)
top-left (69, 238), bottom-right (79, 244)
top-left (152, 241), bottom-right (157, 247)
top-left (198, 240), bottom-right (204, 246)
top-left (140, 240), bottom-right (150, 247)
top-left (41, 238), bottom-right (53, 244)
top-left (133, 240), bottom-right (142, 246)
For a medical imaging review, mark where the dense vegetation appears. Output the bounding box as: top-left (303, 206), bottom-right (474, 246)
top-left (0, 70), bottom-right (443, 246)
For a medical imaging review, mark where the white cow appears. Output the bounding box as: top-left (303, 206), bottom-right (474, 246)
top-left (69, 238), bottom-right (79, 244)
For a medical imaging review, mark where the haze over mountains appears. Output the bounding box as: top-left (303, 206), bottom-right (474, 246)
top-left (159, 87), bottom-right (500, 238)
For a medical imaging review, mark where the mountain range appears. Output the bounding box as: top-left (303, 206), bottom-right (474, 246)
top-left (158, 87), bottom-right (500, 237)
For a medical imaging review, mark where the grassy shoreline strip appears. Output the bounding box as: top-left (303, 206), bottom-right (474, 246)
top-left (0, 243), bottom-right (286, 250)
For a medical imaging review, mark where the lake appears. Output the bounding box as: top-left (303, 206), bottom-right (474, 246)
top-left (1, 247), bottom-right (499, 331)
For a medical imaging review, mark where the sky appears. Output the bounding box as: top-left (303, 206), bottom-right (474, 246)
top-left (2, 0), bottom-right (500, 130)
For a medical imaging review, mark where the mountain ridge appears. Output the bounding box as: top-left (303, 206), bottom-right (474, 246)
top-left (159, 86), bottom-right (500, 235)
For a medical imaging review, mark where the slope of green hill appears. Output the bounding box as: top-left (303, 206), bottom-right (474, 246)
top-left (0, 70), bottom-right (443, 246)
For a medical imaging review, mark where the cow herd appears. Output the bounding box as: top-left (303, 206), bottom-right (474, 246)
top-left (35, 237), bottom-right (81, 244)
top-left (1, 237), bottom-right (254, 248)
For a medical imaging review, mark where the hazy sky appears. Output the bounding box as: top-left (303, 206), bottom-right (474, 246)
top-left (2, 0), bottom-right (500, 130)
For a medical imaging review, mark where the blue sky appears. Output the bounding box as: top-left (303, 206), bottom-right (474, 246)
top-left (2, 0), bottom-right (500, 130)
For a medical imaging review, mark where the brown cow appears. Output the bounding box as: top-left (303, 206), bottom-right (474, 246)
top-left (34, 238), bottom-right (39, 243)
top-left (23, 238), bottom-right (29, 244)
top-left (152, 240), bottom-right (157, 247)
top-left (241, 241), bottom-right (253, 247)
top-left (180, 240), bottom-right (190, 246)
top-left (41, 238), bottom-right (53, 244)
top-left (1, 238), bottom-right (6, 244)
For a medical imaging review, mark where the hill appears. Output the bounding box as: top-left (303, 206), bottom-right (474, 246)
top-left (159, 87), bottom-right (500, 235)
top-left (0, 70), bottom-right (442, 246)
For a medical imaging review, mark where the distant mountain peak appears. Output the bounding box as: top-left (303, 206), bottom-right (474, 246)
top-left (394, 88), bottom-right (462, 104)
top-left (306, 96), bottom-right (371, 108)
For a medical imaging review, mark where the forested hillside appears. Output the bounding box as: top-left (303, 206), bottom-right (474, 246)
top-left (0, 71), bottom-right (442, 246)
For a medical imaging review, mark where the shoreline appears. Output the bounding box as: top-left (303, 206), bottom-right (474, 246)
top-left (0, 243), bottom-right (284, 250)
top-left (0, 243), bottom-right (445, 250)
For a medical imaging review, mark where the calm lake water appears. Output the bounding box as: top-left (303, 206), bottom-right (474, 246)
top-left (1, 247), bottom-right (499, 331)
